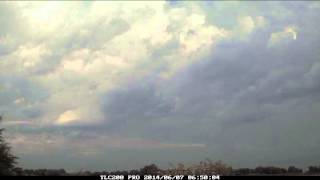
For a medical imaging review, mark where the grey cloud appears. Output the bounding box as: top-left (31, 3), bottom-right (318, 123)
top-left (100, 78), bottom-right (174, 135)
top-left (86, 6), bottom-right (320, 167)
top-left (0, 75), bottom-right (48, 120)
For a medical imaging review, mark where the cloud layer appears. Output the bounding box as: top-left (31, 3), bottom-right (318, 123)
top-left (1, 1), bottom-right (320, 170)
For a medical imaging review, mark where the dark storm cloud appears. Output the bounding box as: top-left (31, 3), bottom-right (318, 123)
top-left (99, 78), bottom-right (174, 135)
top-left (82, 4), bottom-right (320, 167)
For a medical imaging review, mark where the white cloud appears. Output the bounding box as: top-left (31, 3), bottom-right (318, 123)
top-left (14, 97), bottom-right (26, 105)
top-left (238, 16), bottom-right (256, 34)
top-left (268, 25), bottom-right (298, 47)
top-left (0, 1), bottom-right (232, 126)
top-left (56, 110), bottom-right (80, 125)
top-left (232, 16), bottom-right (267, 39)
top-left (0, 43), bottom-right (51, 75)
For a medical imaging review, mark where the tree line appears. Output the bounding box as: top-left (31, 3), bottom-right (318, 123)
top-left (7, 163), bottom-right (320, 176)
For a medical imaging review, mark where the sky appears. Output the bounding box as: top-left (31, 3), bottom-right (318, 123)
top-left (1, 1), bottom-right (320, 171)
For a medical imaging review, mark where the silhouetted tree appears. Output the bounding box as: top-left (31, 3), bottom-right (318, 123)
top-left (129, 169), bottom-right (140, 175)
top-left (308, 166), bottom-right (320, 174)
top-left (193, 160), bottom-right (233, 175)
top-left (140, 164), bottom-right (161, 175)
top-left (287, 166), bottom-right (303, 174)
top-left (0, 116), bottom-right (17, 175)
top-left (233, 168), bottom-right (253, 175)
top-left (254, 166), bottom-right (287, 175)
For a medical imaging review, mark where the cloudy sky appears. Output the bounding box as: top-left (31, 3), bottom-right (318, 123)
top-left (1, 1), bottom-right (320, 171)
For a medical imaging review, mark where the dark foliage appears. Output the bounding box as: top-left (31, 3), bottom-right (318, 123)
top-left (254, 166), bottom-right (287, 175)
top-left (287, 166), bottom-right (303, 174)
top-left (233, 168), bottom-right (254, 175)
top-left (308, 166), bottom-right (320, 174)
top-left (140, 164), bottom-right (162, 175)
top-left (0, 116), bottom-right (17, 175)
